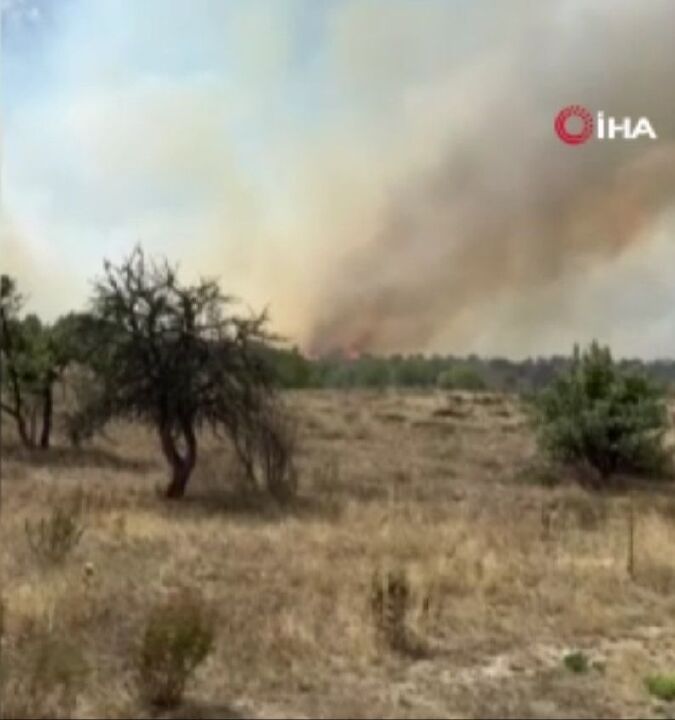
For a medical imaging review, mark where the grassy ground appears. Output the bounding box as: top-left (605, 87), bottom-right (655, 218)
top-left (3, 389), bottom-right (675, 718)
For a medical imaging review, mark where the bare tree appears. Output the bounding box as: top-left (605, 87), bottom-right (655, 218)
top-left (81, 247), bottom-right (294, 499)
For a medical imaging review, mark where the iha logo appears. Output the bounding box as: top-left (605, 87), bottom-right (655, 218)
top-left (554, 105), bottom-right (657, 145)
top-left (554, 105), bottom-right (594, 145)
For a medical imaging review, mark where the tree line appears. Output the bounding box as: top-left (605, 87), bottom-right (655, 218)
top-left (268, 346), bottom-right (675, 394)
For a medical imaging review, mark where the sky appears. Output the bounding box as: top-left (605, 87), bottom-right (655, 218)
top-left (1, 0), bottom-right (674, 358)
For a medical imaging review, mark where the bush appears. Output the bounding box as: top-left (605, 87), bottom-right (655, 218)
top-left (369, 567), bottom-right (412, 653)
top-left (563, 650), bottom-right (589, 674)
top-left (25, 503), bottom-right (84, 566)
top-left (137, 589), bottom-right (215, 709)
top-left (230, 402), bottom-right (298, 503)
top-left (645, 673), bottom-right (675, 702)
top-left (256, 404), bottom-right (298, 502)
top-left (534, 342), bottom-right (669, 482)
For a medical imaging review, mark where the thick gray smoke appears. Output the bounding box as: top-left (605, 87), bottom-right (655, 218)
top-left (308, 0), bottom-right (675, 355)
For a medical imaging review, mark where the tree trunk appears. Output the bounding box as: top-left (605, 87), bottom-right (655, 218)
top-left (166, 462), bottom-right (191, 499)
top-left (159, 417), bottom-right (197, 500)
top-left (17, 415), bottom-right (29, 447)
top-left (30, 404), bottom-right (38, 446)
top-left (13, 409), bottom-right (33, 449)
top-left (39, 383), bottom-right (53, 449)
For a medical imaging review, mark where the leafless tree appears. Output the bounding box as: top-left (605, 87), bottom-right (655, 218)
top-left (81, 247), bottom-right (294, 499)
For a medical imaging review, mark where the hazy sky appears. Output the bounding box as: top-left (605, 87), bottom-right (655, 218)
top-left (2, 0), bottom-right (674, 358)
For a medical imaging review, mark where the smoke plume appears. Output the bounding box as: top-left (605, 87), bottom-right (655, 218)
top-left (307, 0), bottom-right (675, 355)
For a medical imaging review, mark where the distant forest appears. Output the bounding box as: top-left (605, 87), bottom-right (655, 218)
top-left (268, 347), bottom-right (675, 393)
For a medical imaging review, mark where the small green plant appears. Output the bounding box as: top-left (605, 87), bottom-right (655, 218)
top-left (25, 504), bottom-right (84, 565)
top-left (645, 673), bottom-right (675, 702)
top-left (137, 589), bottom-right (216, 709)
top-left (369, 566), bottom-right (412, 653)
top-left (563, 650), bottom-right (590, 674)
top-left (534, 342), bottom-right (669, 484)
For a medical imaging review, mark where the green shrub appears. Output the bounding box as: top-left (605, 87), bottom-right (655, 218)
top-left (645, 673), bottom-right (675, 702)
top-left (534, 342), bottom-right (669, 482)
top-left (25, 504), bottom-right (84, 565)
top-left (137, 589), bottom-right (215, 709)
top-left (563, 650), bottom-right (589, 674)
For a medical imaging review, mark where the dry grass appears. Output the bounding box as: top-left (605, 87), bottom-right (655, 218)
top-left (2, 390), bottom-right (675, 717)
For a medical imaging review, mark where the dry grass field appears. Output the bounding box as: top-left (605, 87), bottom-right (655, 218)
top-left (3, 389), bottom-right (675, 718)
